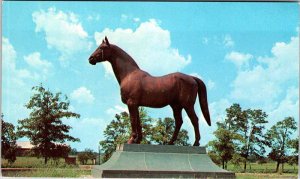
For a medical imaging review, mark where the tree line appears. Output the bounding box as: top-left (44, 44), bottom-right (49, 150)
top-left (2, 84), bottom-right (298, 173)
top-left (208, 103), bottom-right (298, 173)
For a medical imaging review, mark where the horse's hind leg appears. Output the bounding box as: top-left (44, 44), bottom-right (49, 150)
top-left (185, 106), bottom-right (200, 146)
top-left (168, 105), bottom-right (183, 145)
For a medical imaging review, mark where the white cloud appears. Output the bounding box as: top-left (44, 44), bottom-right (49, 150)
top-left (32, 7), bottom-right (92, 63)
top-left (102, 61), bottom-right (114, 78)
top-left (2, 37), bottom-right (36, 87)
top-left (209, 98), bottom-right (231, 122)
top-left (70, 87), bottom-right (95, 104)
top-left (2, 37), bottom-right (17, 69)
top-left (230, 36), bottom-right (299, 106)
top-left (202, 35), bottom-right (234, 47)
top-left (225, 51), bottom-right (253, 69)
top-left (106, 105), bottom-right (128, 115)
top-left (223, 35), bottom-right (235, 47)
top-left (2, 37), bottom-right (35, 124)
top-left (94, 19), bottom-right (191, 76)
top-left (24, 52), bottom-right (52, 75)
top-left (268, 86), bottom-right (299, 126)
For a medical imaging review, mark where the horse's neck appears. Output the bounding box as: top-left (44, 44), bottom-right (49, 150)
top-left (109, 46), bottom-right (140, 84)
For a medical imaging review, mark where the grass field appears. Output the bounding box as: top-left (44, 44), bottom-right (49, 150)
top-left (2, 168), bottom-right (91, 177)
top-left (226, 162), bottom-right (298, 174)
top-left (1, 157), bottom-right (73, 168)
top-left (236, 173), bottom-right (298, 179)
top-left (1, 157), bottom-right (91, 177)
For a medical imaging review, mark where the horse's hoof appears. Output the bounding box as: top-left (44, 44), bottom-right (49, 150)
top-left (193, 142), bottom-right (200, 146)
top-left (133, 138), bottom-right (139, 144)
top-left (168, 141), bottom-right (174, 145)
top-left (135, 138), bottom-right (142, 144)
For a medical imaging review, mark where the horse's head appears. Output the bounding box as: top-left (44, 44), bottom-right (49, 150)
top-left (89, 36), bottom-right (112, 65)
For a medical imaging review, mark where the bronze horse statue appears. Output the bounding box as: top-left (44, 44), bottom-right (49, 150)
top-left (89, 37), bottom-right (211, 146)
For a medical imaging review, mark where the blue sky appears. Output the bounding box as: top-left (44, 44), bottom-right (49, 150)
top-left (2, 2), bottom-right (299, 152)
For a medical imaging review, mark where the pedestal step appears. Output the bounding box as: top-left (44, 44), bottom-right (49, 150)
top-left (92, 144), bottom-right (235, 178)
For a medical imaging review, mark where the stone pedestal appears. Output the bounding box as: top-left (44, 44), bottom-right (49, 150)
top-left (92, 144), bottom-right (235, 178)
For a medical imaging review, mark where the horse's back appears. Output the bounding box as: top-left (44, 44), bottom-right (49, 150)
top-left (140, 71), bottom-right (198, 107)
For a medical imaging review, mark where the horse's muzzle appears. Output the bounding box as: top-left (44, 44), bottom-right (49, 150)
top-left (89, 57), bottom-right (96, 65)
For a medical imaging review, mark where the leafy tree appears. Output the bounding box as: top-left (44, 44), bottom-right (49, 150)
top-left (207, 151), bottom-right (221, 165)
top-left (230, 153), bottom-right (246, 169)
top-left (288, 137), bottom-right (299, 152)
top-left (1, 114), bottom-right (18, 164)
top-left (287, 138), bottom-right (298, 171)
top-left (78, 148), bottom-right (97, 165)
top-left (51, 144), bottom-right (71, 163)
top-left (69, 148), bottom-right (78, 155)
top-left (100, 108), bottom-right (153, 162)
top-left (17, 84), bottom-right (80, 164)
top-left (151, 117), bottom-right (190, 146)
top-left (208, 121), bottom-right (243, 169)
top-left (256, 156), bottom-right (268, 165)
top-left (266, 117), bottom-right (297, 172)
top-left (225, 104), bottom-right (268, 172)
top-left (78, 152), bottom-right (88, 165)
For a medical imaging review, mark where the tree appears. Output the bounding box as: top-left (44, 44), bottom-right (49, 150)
top-left (151, 117), bottom-right (190, 146)
top-left (230, 153), bottom-right (246, 169)
top-left (266, 117), bottom-right (297, 173)
top-left (17, 84), bottom-right (80, 164)
top-left (50, 144), bottom-right (71, 164)
top-left (1, 114), bottom-right (18, 164)
top-left (69, 148), bottom-right (78, 155)
top-left (225, 104), bottom-right (268, 172)
top-left (208, 121), bottom-right (243, 169)
top-left (287, 138), bottom-right (298, 171)
top-left (100, 108), bottom-right (153, 162)
top-left (208, 151), bottom-right (221, 165)
top-left (78, 148), bottom-right (97, 165)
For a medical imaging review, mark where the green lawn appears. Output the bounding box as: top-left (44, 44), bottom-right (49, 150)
top-left (2, 157), bottom-right (72, 168)
top-left (236, 173), bottom-right (298, 179)
top-left (2, 157), bottom-right (91, 177)
top-left (226, 162), bottom-right (298, 174)
top-left (2, 168), bottom-right (91, 177)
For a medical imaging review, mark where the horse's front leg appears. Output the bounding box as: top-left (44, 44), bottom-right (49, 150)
top-left (127, 100), bottom-right (141, 144)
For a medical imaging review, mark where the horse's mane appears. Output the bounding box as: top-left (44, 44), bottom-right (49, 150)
top-left (111, 45), bottom-right (140, 69)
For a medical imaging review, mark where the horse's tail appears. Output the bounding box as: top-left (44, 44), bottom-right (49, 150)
top-left (193, 77), bottom-right (211, 126)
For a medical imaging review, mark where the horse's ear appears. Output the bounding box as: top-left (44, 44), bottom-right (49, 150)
top-left (102, 39), bottom-right (105, 44)
top-left (105, 36), bottom-right (110, 47)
